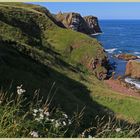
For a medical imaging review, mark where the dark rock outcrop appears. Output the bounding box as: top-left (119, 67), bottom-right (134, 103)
top-left (125, 60), bottom-right (140, 78)
top-left (84, 16), bottom-right (102, 34)
top-left (56, 12), bottom-right (102, 35)
top-left (87, 51), bottom-right (109, 80)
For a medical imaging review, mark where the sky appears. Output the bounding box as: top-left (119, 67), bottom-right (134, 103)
top-left (30, 2), bottom-right (140, 20)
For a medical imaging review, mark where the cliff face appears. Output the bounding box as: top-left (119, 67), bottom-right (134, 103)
top-left (84, 16), bottom-right (102, 34)
top-left (125, 60), bottom-right (140, 78)
top-left (56, 12), bottom-right (102, 35)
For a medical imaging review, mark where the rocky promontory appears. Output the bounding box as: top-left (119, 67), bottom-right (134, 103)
top-left (125, 60), bottom-right (140, 78)
top-left (84, 16), bottom-right (102, 34)
top-left (115, 54), bottom-right (138, 61)
top-left (56, 12), bottom-right (102, 35)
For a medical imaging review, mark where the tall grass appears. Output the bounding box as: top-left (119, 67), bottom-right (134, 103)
top-left (0, 84), bottom-right (140, 138)
top-left (0, 84), bottom-right (73, 138)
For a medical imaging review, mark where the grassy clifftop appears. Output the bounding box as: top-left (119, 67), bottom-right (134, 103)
top-left (0, 2), bottom-right (107, 65)
top-left (0, 3), bottom-right (140, 137)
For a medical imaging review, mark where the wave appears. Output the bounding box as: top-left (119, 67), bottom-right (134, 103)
top-left (105, 48), bottom-right (117, 53)
top-left (124, 77), bottom-right (140, 89)
top-left (90, 32), bottom-right (103, 36)
top-left (134, 52), bottom-right (140, 55)
top-left (118, 51), bottom-right (122, 53)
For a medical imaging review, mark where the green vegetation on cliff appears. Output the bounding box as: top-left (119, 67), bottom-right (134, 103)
top-left (0, 2), bottom-right (140, 137)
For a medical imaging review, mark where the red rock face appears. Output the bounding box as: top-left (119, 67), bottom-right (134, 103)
top-left (56, 12), bottom-right (102, 35)
top-left (125, 60), bottom-right (140, 78)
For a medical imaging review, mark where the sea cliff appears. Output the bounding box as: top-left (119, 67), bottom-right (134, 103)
top-left (56, 12), bottom-right (102, 35)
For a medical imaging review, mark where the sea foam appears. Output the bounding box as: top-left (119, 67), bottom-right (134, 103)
top-left (125, 77), bottom-right (140, 89)
top-left (106, 48), bottom-right (117, 54)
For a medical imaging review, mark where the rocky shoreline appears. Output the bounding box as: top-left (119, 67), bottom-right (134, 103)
top-left (105, 58), bottom-right (140, 97)
top-left (107, 55), bottom-right (140, 94)
top-left (105, 78), bottom-right (140, 98)
top-left (55, 11), bottom-right (140, 89)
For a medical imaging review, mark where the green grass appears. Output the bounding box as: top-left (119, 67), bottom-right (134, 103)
top-left (0, 2), bottom-right (140, 137)
top-left (0, 85), bottom-right (139, 138)
top-left (0, 2), bottom-right (106, 67)
top-left (94, 93), bottom-right (140, 122)
top-left (46, 26), bottom-right (106, 65)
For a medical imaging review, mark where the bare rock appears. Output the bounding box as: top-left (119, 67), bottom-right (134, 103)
top-left (115, 53), bottom-right (138, 61)
top-left (125, 60), bottom-right (140, 78)
top-left (56, 12), bottom-right (102, 35)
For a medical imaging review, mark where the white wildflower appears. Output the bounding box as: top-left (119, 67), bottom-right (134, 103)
top-left (55, 122), bottom-right (59, 128)
top-left (17, 84), bottom-right (22, 89)
top-left (39, 108), bottom-right (43, 112)
top-left (17, 88), bottom-right (26, 95)
top-left (63, 113), bottom-right (68, 118)
top-left (88, 135), bottom-right (92, 138)
top-left (33, 113), bottom-right (37, 117)
top-left (116, 128), bottom-right (121, 132)
top-left (55, 120), bottom-right (60, 128)
top-left (46, 118), bottom-right (50, 121)
top-left (50, 119), bottom-right (54, 122)
top-left (82, 132), bottom-right (85, 135)
top-left (44, 111), bottom-right (50, 117)
top-left (39, 113), bottom-right (44, 119)
top-left (68, 119), bottom-right (72, 125)
top-left (17, 85), bottom-right (26, 95)
top-left (30, 131), bottom-right (39, 138)
top-left (62, 121), bottom-right (66, 126)
top-left (33, 109), bottom-right (38, 113)
top-left (0, 100), bottom-right (2, 104)
top-left (35, 118), bottom-right (41, 122)
top-left (81, 132), bottom-right (85, 137)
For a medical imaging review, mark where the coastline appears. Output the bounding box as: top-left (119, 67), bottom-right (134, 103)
top-left (97, 19), bottom-right (140, 91)
top-left (104, 79), bottom-right (140, 99)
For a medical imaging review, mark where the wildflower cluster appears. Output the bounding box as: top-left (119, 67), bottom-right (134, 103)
top-left (30, 131), bottom-right (39, 138)
top-left (17, 85), bottom-right (26, 95)
top-left (32, 107), bottom-right (72, 126)
top-left (30, 107), bottom-right (72, 137)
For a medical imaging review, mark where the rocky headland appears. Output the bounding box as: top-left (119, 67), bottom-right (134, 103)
top-left (56, 12), bottom-right (102, 35)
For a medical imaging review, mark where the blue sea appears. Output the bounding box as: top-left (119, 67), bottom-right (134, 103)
top-left (96, 20), bottom-right (140, 88)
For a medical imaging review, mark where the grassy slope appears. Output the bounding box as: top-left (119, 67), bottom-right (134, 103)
top-left (0, 2), bottom-right (140, 126)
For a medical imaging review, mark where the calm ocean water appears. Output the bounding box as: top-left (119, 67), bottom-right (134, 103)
top-left (96, 20), bottom-right (140, 88)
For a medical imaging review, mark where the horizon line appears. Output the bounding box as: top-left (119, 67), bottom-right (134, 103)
top-left (99, 19), bottom-right (140, 20)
